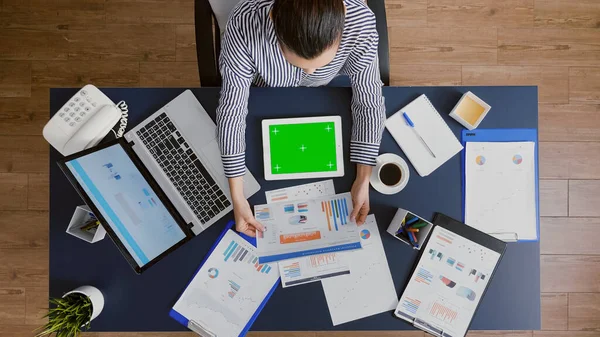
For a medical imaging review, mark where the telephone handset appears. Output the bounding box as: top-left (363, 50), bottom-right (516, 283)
top-left (43, 85), bottom-right (128, 156)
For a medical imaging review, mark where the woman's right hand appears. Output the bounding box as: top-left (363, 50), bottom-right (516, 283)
top-left (232, 197), bottom-right (265, 237)
top-left (228, 176), bottom-right (264, 237)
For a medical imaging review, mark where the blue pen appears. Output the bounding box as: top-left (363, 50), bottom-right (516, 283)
top-left (402, 112), bottom-right (436, 158)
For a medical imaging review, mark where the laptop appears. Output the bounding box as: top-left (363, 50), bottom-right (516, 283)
top-left (59, 90), bottom-right (261, 273)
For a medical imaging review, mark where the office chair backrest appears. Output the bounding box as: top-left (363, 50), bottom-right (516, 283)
top-left (208, 0), bottom-right (242, 33)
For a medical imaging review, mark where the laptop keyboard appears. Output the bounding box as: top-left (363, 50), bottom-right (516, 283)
top-left (136, 112), bottom-right (231, 224)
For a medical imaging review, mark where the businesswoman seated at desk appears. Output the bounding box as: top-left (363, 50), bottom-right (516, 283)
top-left (217, 0), bottom-right (385, 236)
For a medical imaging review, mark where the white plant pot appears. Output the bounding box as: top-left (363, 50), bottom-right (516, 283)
top-left (63, 286), bottom-right (104, 321)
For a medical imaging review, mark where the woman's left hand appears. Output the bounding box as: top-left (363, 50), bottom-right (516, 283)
top-left (350, 164), bottom-right (372, 225)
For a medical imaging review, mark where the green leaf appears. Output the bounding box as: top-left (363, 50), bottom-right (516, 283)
top-left (36, 294), bottom-right (92, 337)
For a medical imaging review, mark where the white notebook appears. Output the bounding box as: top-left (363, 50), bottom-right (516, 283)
top-left (385, 95), bottom-right (463, 177)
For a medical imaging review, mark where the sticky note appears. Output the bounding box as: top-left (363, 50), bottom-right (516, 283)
top-left (456, 96), bottom-right (486, 126)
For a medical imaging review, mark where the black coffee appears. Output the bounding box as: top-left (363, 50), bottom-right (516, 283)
top-left (379, 163), bottom-right (402, 186)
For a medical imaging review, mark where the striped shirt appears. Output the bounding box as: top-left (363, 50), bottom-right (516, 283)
top-left (216, 0), bottom-right (386, 178)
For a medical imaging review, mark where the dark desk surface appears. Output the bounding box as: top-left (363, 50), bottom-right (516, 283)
top-left (49, 86), bottom-right (540, 332)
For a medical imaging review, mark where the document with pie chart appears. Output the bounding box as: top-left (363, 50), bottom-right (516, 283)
top-left (171, 230), bottom-right (279, 337)
top-left (395, 226), bottom-right (501, 337)
top-left (465, 141), bottom-right (537, 241)
top-left (254, 192), bottom-right (361, 263)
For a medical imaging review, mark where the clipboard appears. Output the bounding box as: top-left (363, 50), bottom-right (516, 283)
top-left (395, 213), bottom-right (507, 337)
top-left (461, 128), bottom-right (540, 242)
top-left (169, 221), bottom-right (280, 336)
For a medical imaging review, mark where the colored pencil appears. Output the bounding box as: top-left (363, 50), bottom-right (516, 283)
top-left (410, 231), bottom-right (418, 243)
top-left (412, 222), bottom-right (429, 229)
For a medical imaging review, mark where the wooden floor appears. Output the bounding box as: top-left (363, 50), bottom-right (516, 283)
top-left (0, 0), bottom-right (599, 336)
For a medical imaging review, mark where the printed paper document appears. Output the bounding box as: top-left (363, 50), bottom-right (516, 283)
top-left (279, 253), bottom-right (351, 288)
top-left (396, 226), bottom-right (501, 337)
top-left (321, 215), bottom-right (398, 325)
top-left (465, 141), bottom-right (537, 241)
top-left (255, 192), bottom-right (361, 263)
top-left (265, 180), bottom-right (336, 203)
top-left (172, 230), bottom-right (279, 337)
top-left (264, 180), bottom-right (351, 287)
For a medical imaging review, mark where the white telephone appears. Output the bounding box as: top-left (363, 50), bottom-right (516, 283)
top-left (43, 84), bottom-right (128, 156)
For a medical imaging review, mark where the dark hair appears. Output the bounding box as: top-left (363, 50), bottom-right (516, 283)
top-left (271, 0), bottom-right (345, 60)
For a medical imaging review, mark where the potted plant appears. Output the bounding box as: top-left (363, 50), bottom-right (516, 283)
top-left (36, 286), bottom-right (104, 337)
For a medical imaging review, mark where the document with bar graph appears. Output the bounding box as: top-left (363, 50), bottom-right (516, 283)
top-left (278, 252), bottom-right (350, 288)
top-left (254, 192), bottom-right (361, 263)
top-left (170, 229), bottom-right (279, 337)
top-left (395, 226), bottom-right (502, 337)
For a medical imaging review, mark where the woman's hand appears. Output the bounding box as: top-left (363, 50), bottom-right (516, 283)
top-left (229, 176), bottom-right (264, 237)
top-left (232, 197), bottom-right (264, 237)
top-left (350, 164), bottom-right (372, 225)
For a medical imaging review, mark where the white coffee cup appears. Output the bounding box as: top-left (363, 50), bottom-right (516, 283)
top-left (370, 153), bottom-right (410, 195)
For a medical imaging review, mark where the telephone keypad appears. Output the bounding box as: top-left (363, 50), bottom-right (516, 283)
top-left (57, 87), bottom-right (105, 128)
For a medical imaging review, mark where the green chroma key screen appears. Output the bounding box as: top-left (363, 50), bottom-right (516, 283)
top-left (269, 122), bottom-right (337, 175)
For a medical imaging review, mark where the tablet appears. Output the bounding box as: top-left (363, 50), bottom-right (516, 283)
top-left (262, 116), bottom-right (344, 180)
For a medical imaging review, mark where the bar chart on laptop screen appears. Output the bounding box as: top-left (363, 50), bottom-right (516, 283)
top-left (223, 239), bottom-right (272, 274)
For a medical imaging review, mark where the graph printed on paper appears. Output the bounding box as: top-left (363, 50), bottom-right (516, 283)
top-left (395, 226), bottom-right (501, 337)
top-left (429, 297), bottom-right (459, 325)
top-left (223, 239), bottom-right (273, 274)
top-left (172, 230), bottom-right (279, 337)
top-left (255, 192), bottom-right (360, 263)
top-left (279, 252), bottom-right (350, 288)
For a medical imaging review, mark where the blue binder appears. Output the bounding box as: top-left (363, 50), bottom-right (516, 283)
top-left (461, 129), bottom-right (540, 242)
top-left (169, 220), bottom-right (280, 336)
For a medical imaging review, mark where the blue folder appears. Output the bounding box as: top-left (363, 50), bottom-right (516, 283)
top-left (461, 129), bottom-right (540, 242)
top-left (169, 220), bottom-right (280, 336)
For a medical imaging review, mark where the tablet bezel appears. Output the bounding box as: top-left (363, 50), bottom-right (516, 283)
top-left (262, 116), bottom-right (345, 181)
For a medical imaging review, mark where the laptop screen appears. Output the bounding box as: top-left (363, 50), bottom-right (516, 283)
top-left (64, 144), bottom-right (187, 267)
